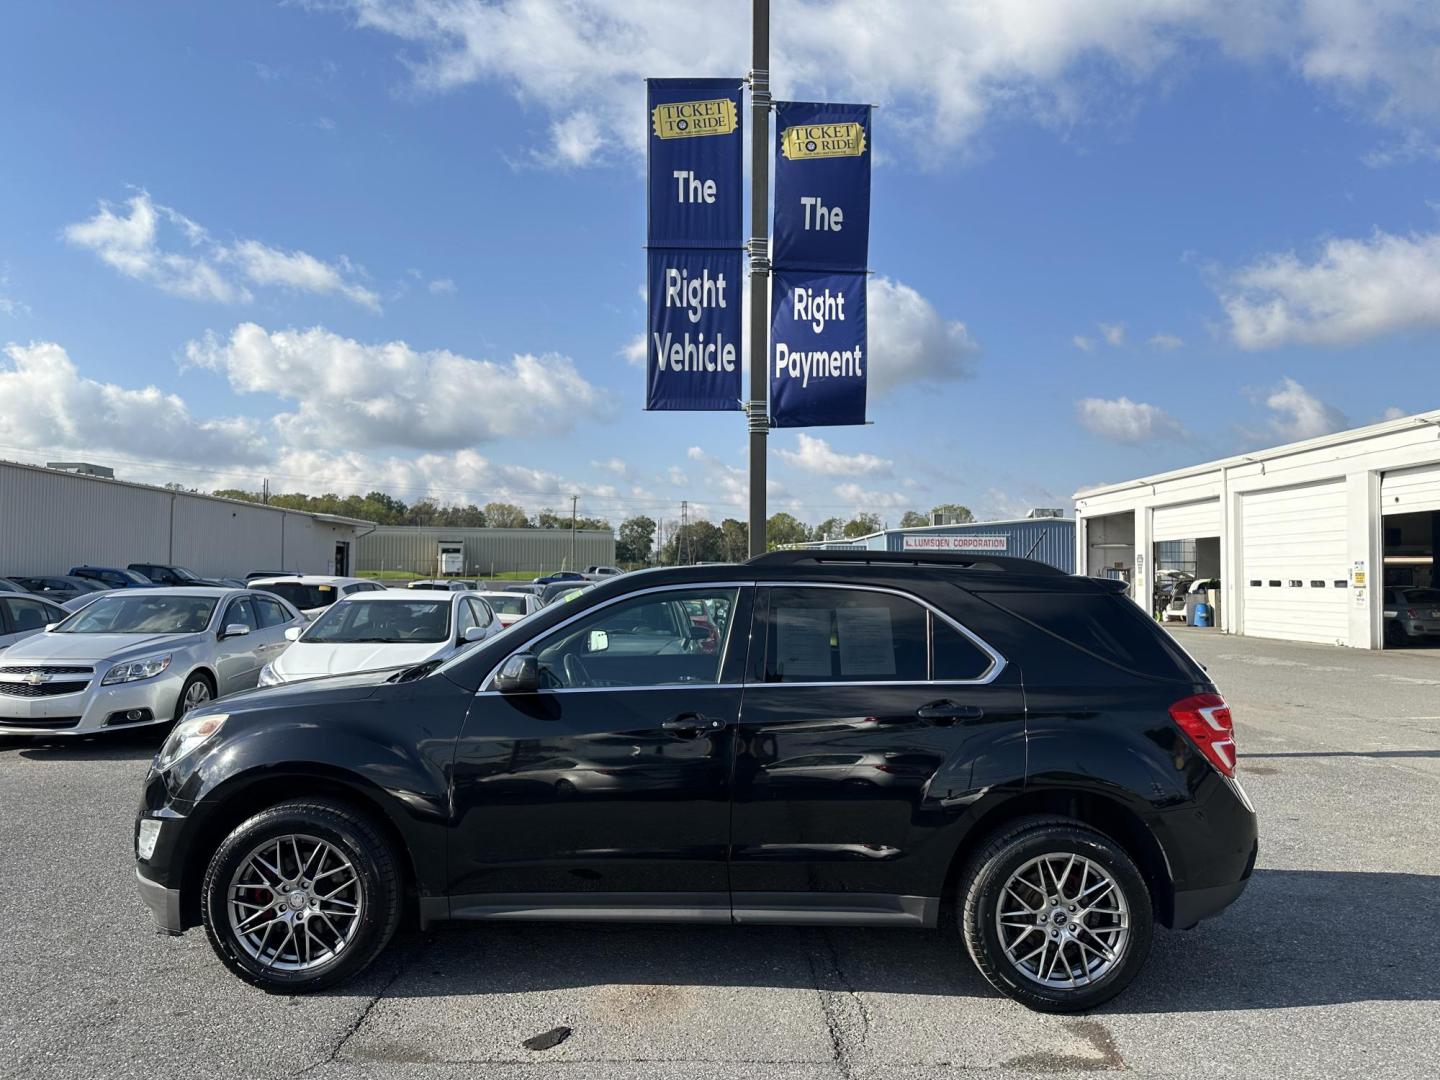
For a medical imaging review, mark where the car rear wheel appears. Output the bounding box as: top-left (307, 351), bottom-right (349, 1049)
top-left (959, 817), bottom-right (1153, 1012)
top-left (200, 799), bottom-right (401, 993)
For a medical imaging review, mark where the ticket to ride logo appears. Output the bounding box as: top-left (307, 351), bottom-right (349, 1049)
top-left (780, 122), bottom-right (867, 160)
top-left (652, 98), bottom-right (738, 139)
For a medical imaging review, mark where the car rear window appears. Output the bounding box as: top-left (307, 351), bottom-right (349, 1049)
top-left (255, 582), bottom-right (338, 610)
top-left (988, 592), bottom-right (1204, 682)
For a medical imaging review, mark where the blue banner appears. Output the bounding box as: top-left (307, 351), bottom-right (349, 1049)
top-left (647, 248), bottom-right (742, 411)
top-left (772, 102), bottom-right (871, 272)
top-left (770, 269), bottom-right (867, 427)
top-left (647, 78), bottom-right (744, 250)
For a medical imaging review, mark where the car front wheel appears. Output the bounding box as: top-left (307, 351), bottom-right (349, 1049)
top-left (960, 818), bottom-right (1154, 1012)
top-left (200, 799), bottom-right (401, 993)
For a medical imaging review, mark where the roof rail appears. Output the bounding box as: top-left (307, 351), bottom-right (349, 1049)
top-left (745, 549), bottom-right (1065, 576)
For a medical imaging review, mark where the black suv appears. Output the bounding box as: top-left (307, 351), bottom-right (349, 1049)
top-left (135, 551), bottom-right (1256, 1011)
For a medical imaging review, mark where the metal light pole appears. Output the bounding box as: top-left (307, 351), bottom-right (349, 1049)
top-left (746, 0), bottom-right (771, 557)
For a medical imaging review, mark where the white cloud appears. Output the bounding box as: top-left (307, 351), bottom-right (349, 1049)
top-left (184, 322), bottom-right (612, 451)
top-left (591, 456), bottom-right (630, 478)
top-left (1076, 396), bottom-right (1186, 443)
top-left (776, 433), bottom-right (892, 477)
top-left (620, 333), bottom-right (646, 367)
top-left (0, 341), bottom-right (268, 466)
top-left (428, 277), bottom-right (457, 295)
top-left (332, 1), bottom-right (1440, 166)
top-left (1221, 229), bottom-right (1440, 348)
top-left (834, 482), bottom-right (910, 512)
top-left (868, 276), bottom-right (979, 395)
top-left (0, 263), bottom-right (27, 317)
top-left (1382, 405), bottom-right (1408, 420)
top-left (1099, 322), bottom-right (1126, 346)
top-left (1261, 377), bottom-right (1347, 441)
top-left (1072, 335), bottom-right (1095, 352)
top-left (1148, 332), bottom-right (1184, 349)
top-left (63, 192), bottom-right (379, 310)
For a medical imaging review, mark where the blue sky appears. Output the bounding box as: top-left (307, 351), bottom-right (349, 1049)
top-left (2, 1), bottom-right (1439, 531)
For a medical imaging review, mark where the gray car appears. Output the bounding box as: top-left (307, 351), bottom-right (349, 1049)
top-left (0, 593), bottom-right (71, 655)
top-left (0, 587), bottom-right (303, 737)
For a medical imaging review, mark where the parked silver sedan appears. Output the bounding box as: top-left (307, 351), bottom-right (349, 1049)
top-left (0, 587), bottom-right (303, 737)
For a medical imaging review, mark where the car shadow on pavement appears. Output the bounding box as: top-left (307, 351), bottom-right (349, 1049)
top-left (2, 729), bottom-right (164, 761)
top-left (363, 868), bottom-right (1438, 1013)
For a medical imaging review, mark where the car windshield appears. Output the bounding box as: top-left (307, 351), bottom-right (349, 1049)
top-left (1400, 589), bottom-right (1440, 604)
top-left (303, 599), bottom-right (451, 643)
top-left (255, 582), bottom-right (339, 610)
top-left (56, 594), bottom-right (217, 635)
top-left (483, 595), bottom-right (528, 615)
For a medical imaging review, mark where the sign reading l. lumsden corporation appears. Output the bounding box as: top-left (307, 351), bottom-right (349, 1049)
top-left (646, 77), bottom-right (744, 412)
top-left (901, 534), bottom-right (1009, 552)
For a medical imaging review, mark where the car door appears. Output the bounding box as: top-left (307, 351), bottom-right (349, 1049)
top-left (447, 583), bottom-right (751, 917)
top-left (248, 594), bottom-right (296, 670)
top-left (0, 596), bottom-right (65, 649)
top-left (728, 583), bottom-right (1026, 924)
top-left (213, 596), bottom-right (262, 694)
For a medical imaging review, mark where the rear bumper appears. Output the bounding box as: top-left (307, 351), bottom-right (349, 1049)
top-left (136, 867), bottom-right (184, 935)
top-left (1171, 838), bottom-right (1256, 929)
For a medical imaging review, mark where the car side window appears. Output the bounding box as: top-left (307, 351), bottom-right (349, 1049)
top-left (471, 598), bottom-right (493, 628)
top-left (252, 596), bottom-right (290, 628)
top-left (456, 600), bottom-right (479, 639)
top-left (4, 597), bottom-right (56, 632)
top-left (764, 587), bottom-right (927, 683)
top-left (224, 598), bottom-right (258, 632)
top-left (931, 616), bottom-right (994, 680)
top-left (529, 588), bottom-right (739, 689)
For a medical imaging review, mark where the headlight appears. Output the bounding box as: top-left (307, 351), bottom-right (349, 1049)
top-left (155, 712), bottom-right (227, 771)
top-left (102, 653), bottom-right (173, 685)
top-left (257, 662), bottom-right (281, 687)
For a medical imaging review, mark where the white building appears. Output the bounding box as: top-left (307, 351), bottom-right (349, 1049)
top-left (1074, 409), bottom-right (1440, 649)
top-left (0, 458), bottom-right (375, 579)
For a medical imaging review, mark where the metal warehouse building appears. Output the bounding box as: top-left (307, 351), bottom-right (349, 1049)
top-left (799, 512), bottom-right (1075, 573)
top-left (356, 525), bottom-right (616, 578)
top-left (1074, 408), bottom-right (1440, 649)
top-left (0, 458), bottom-right (374, 579)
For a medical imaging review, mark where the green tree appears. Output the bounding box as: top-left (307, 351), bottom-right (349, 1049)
top-left (929, 503), bottom-right (974, 524)
top-left (812, 516), bottom-right (845, 541)
top-left (719, 518), bottom-right (748, 562)
top-left (843, 512), bottom-right (883, 538)
top-left (617, 515), bottom-right (657, 566)
top-left (899, 510), bottom-right (928, 529)
top-left (662, 520), bottom-right (725, 564)
top-left (766, 512), bottom-right (811, 550)
top-left (484, 501), bottom-right (528, 529)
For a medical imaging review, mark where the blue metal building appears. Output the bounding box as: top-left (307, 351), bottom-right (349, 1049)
top-left (800, 514), bottom-right (1075, 573)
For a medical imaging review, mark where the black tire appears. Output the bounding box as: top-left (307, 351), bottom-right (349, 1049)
top-left (200, 799), bottom-right (402, 993)
top-left (173, 671), bottom-right (216, 721)
top-left (959, 816), bottom-right (1153, 1013)
top-left (1384, 621), bottom-right (1408, 647)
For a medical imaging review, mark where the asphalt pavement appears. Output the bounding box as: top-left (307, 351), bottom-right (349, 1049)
top-left (3, 628), bottom-right (1438, 1080)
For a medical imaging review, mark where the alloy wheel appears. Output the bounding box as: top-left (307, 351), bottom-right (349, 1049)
top-left (182, 680), bottom-right (211, 714)
top-left (995, 853), bottom-right (1131, 988)
top-left (226, 834), bottom-right (364, 972)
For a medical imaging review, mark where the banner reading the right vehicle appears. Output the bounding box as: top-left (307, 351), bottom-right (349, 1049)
top-left (770, 102), bottom-right (872, 428)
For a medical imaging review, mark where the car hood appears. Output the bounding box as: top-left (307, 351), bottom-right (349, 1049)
top-left (274, 640), bottom-right (448, 677)
top-left (0, 631), bottom-right (203, 664)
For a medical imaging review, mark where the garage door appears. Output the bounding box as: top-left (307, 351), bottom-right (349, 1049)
top-left (1152, 499), bottom-right (1221, 541)
top-left (1381, 463), bottom-right (1440, 515)
top-left (1240, 481), bottom-right (1350, 645)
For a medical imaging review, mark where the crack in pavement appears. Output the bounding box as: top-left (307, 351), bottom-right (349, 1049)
top-left (804, 928), bottom-right (871, 1079)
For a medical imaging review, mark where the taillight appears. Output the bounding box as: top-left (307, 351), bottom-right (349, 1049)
top-left (1170, 693), bottom-right (1237, 777)
top-left (1407, 608), bottom-right (1418, 619)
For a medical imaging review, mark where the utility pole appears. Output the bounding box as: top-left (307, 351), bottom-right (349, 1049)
top-left (569, 493), bottom-right (578, 571)
top-left (680, 500), bottom-right (690, 565)
top-left (746, 0), bottom-right (771, 558)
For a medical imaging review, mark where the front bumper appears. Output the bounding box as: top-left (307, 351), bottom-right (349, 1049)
top-left (0, 668), bottom-right (185, 735)
top-left (136, 867), bottom-right (184, 935)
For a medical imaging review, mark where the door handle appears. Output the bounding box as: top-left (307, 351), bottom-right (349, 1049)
top-left (661, 713), bottom-right (726, 737)
top-left (916, 701), bottom-right (984, 724)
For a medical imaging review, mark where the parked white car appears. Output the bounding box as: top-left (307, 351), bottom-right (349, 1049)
top-left (248, 575), bottom-right (386, 621)
top-left (1383, 586), bottom-right (1440, 646)
top-left (0, 588), bottom-right (304, 736)
top-left (1162, 578), bottom-right (1219, 623)
top-left (473, 590), bottom-right (543, 628)
top-left (0, 593), bottom-right (70, 654)
top-left (257, 591), bottom-right (504, 686)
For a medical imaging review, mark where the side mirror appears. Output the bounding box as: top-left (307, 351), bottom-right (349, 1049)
top-left (494, 652), bottom-right (540, 693)
top-left (687, 624), bottom-right (711, 641)
top-left (222, 624), bottom-right (251, 639)
top-left (463, 625), bottom-right (487, 643)
top-left (284, 626), bottom-right (303, 642)
top-left (586, 629), bottom-right (609, 654)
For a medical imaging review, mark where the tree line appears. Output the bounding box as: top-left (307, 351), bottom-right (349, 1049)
top-left (210, 487), bottom-right (973, 567)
